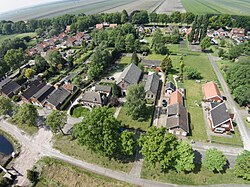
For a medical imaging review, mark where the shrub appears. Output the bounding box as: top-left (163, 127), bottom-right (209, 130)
top-left (185, 67), bottom-right (202, 79)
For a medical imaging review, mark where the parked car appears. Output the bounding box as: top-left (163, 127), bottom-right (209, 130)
top-left (162, 99), bottom-right (167, 107)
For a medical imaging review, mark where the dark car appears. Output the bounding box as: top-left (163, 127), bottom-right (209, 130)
top-left (162, 99), bottom-right (167, 107)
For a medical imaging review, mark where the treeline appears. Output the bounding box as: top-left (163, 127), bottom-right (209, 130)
top-left (1, 10), bottom-right (250, 36)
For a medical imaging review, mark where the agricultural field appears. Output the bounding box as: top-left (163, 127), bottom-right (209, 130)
top-left (181, 0), bottom-right (250, 16)
top-left (155, 0), bottom-right (186, 14)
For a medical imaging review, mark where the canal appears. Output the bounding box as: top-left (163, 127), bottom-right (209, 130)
top-left (0, 135), bottom-right (14, 155)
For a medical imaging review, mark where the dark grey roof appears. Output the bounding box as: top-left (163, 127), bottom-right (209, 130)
top-left (166, 82), bottom-right (176, 91)
top-left (46, 87), bottom-right (70, 108)
top-left (144, 73), bottom-right (160, 94)
top-left (166, 103), bottom-right (189, 133)
top-left (82, 91), bottom-right (102, 104)
top-left (0, 77), bottom-right (11, 89)
top-left (33, 84), bottom-right (55, 102)
top-left (22, 82), bottom-right (46, 100)
top-left (141, 59), bottom-right (161, 67)
top-left (95, 85), bottom-right (112, 93)
top-left (2, 81), bottom-right (21, 96)
top-left (211, 102), bottom-right (230, 128)
top-left (117, 63), bottom-right (142, 85)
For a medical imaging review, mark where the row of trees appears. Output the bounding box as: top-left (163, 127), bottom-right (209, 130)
top-left (140, 126), bottom-right (250, 179)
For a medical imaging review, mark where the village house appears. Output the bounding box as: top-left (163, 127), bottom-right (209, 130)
top-left (30, 84), bottom-right (55, 107)
top-left (44, 86), bottom-right (71, 110)
top-left (58, 32), bottom-right (68, 41)
top-left (116, 63), bottom-right (142, 96)
top-left (165, 82), bottom-right (176, 94)
top-left (0, 81), bottom-right (21, 98)
top-left (62, 82), bottom-right (77, 94)
top-left (94, 84), bottom-right (112, 97)
top-left (141, 59), bottom-right (161, 72)
top-left (230, 28), bottom-right (245, 39)
top-left (202, 81), bottom-right (223, 103)
top-left (208, 102), bottom-right (234, 133)
top-left (37, 42), bottom-right (50, 53)
top-left (21, 79), bottom-right (47, 103)
top-left (66, 37), bottom-right (77, 47)
top-left (81, 91), bottom-right (106, 108)
top-left (95, 23), bottom-right (118, 30)
top-left (169, 89), bottom-right (184, 106)
top-left (144, 73), bottom-right (160, 101)
top-left (166, 103), bottom-right (189, 136)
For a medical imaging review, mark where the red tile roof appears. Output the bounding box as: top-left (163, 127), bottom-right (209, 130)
top-left (202, 81), bottom-right (221, 100)
top-left (170, 90), bottom-right (183, 106)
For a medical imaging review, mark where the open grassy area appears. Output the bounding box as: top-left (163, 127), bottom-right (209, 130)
top-left (35, 157), bottom-right (133, 187)
top-left (0, 32), bottom-right (37, 44)
top-left (211, 126), bottom-right (243, 147)
top-left (53, 134), bottom-right (133, 173)
top-left (141, 161), bottom-right (250, 186)
top-left (71, 106), bottom-right (90, 118)
top-left (181, 0), bottom-right (250, 16)
top-left (117, 106), bottom-right (154, 131)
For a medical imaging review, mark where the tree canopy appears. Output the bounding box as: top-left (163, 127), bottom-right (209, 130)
top-left (203, 148), bottom-right (227, 173)
top-left (234, 150), bottom-right (250, 180)
top-left (74, 106), bottom-right (121, 157)
top-left (46, 110), bottom-right (67, 134)
top-left (13, 103), bottom-right (38, 126)
top-left (126, 84), bottom-right (147, 120)
top-left (161, 55), bottom-right (172, 75)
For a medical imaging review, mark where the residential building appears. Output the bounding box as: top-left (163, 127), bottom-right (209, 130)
top-left (202, 81), bottom-right (223, 103)
top-left (165, 82), bottom-right (176, 94)
top-left (116, 63), bottom-right (142, 96)
top-left (208, 102), bottom-right (234, 133)
top-left (141, 59), bottom-right (161, 71)
top-left (81, 91), bottom-right (105, 107)
top-left (230, 28), bottom-right (245, 38)
top-left (169, 90), bottom-right (184, 106)
top-left (0, 81), bottom-right (21, 98)
top-left (144, 73), bottom-right (160, 101)
top-left (94, 84), bottom-right (112, 97)
top-left (166, 103), bottom-right (189, 136)
top-left (21, 80), bottom-right (47, 102)
top-left (44, 87), bottom-right (71, 110)
top-left (30, 84), bottom-right (55, 107)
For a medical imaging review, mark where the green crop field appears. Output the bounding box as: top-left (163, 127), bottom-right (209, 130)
top-left (181, 0), bottom-right (250, 15)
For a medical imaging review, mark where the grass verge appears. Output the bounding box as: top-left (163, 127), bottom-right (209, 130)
top-left (34, 157), bottom-right (133, 187)
top-left (53, 134), bottom-right (133, 173)
top-left (141, 161), bottom-right (250, 185)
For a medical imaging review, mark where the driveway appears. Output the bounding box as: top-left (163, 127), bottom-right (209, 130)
top-left (208, 53), bottom-right (250, 151)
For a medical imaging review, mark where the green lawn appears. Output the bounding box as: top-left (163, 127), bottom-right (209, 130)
top-left (181, 0), bottom-right (250, 16)
top-left (117, 106), bottom-right (153, 131)
top-left (141, 161), bottom-right (250, 185)
top-left (0, 32), bottom-right (37, 44)
top-left (211, 126), bottom-right (243, 147)
top-left (71, 106), bottom-right (90, 118)
top-left (53, 134), bottom-right (133, 173)
top-left (34, 157), bottom-right (133, 187)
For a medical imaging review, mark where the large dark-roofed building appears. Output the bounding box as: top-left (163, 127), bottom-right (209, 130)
top-left (44, 87), bottom-right (71, 110)
top-left (1, 81), bottom-right (21, 98)
top-left (144, 73), bottom-right (160, 101)
top-left (166, 103), bottom-right (189, 136)
top-left (31, 84), bottom-right (55, 106)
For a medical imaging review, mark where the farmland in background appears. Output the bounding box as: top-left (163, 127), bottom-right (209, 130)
top-left (181, 0), bottom-right (250, 16)
top-left (155, 0), bottom-right (186, 14)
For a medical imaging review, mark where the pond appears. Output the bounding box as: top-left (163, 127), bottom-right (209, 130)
top-left (0, 135), bottom-right (14, 155)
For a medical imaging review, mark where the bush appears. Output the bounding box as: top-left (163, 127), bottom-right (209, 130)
top-left (72, 106), bottom-right (90, 118)
top-left (185, 67), bottom-right (202, 79)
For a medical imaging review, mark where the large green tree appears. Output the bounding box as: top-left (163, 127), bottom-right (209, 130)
top-left (175, 141), bottom-right (195, 173)
top-left (161, 55), bottom-right (172, 75)
top-left (14, 103), bottom-right (38, 126)
top-left (74, 106), bottom-right (121, 157)
top-left (126, 84), bottom-right (147, 120)
top-left (46, 110), bottom-right (67, 134)
top-left (131, 51), bottom-right (139, 65)
top-left (120, 130), bottom-right (136, 156)
top-left (139, 127), bottom-right (178, 171)
top-left (200, 36), bottom-right (211, 51)
top-left (234, 150), bottom-right (250, 180)
top-left (203, 148), bottom-right (227, 173)
top-left (151, 29), bottom-right (168, 55)
top-left (121, 10), bottom-right (129, 23)
top-left (4, 48), bottom-right (25, 70)
top-left (0, 96), bottom-right (13, 115)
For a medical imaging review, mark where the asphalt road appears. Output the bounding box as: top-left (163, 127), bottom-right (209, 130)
top-left (208, 54), bottom-right (250, 151)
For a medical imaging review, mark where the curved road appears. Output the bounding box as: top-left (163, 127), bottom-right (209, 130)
top-left (0, 120), bottom-right (248, 187)
top-left (208, 54), bottom-right (250, 151)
